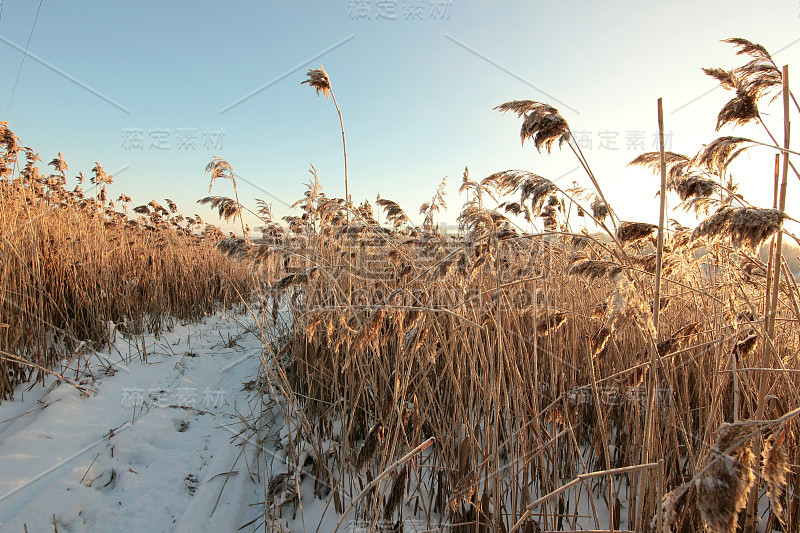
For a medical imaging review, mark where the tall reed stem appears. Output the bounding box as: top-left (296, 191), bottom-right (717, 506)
top-left (329, 89), bottom-right (349, 222)
top-left (653, 97), bottom-right (667, 336)
top-left (747, 63), bottom-right (791, 530)
top-left (637, 97), bottom-right (667, 530)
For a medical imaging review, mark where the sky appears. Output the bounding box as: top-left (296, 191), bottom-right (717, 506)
top-left (0, 0), bottom-right (798, 235)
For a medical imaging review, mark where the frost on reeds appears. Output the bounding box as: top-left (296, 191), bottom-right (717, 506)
top-left (673, 174), bottom-right (718, 201)
top-left (352, 307), bottom-right (388, 353)
top-left (607, 278), bottom-right (656, 336)
top-left (714, 90), bottom-right (760, 131)
top-left (630, 253), bottom-right (682, 276)
top-left (658, 488), bottom-right (690, 533)
top-left (485, 170), bottom-right (556, 208)
top-left (383, 465), bottom-right (408, 519)
top-left (197, 195), bottom-right (242, 223)
top-left (705, 38), bottom-right (783, 104)
top-left (215, 237), bottom-right (250, 257)
top-left (494, 100), bottom-right (570, 152)
top-left (702, 38), bottom-right (783, 131)
top-left (590, 327), bottom-right (613, 360)
top-left (629, 151), bottom-right (719, 201)
top-left (591, 196), bottom-right (609, 220)
top-left (694, 136), bottom-right (755, 175)
top-left (762, 427), bottom-right (790, 528)
top-left (569, 255), bottom-right (622, 280)
top-left (448, 471), bottom-right (477, 513)
top-left (376, 198), bottom-right (411, 230)
top-left (0, 125), bottom-right (253, 400)
top-left (184, 36), bottom-right (800, 532)
top-left (270, 267), bottom-right (320, 292)
top-left (584, 277), bottom-right (659, 360)
top-left (355, 422), bottom-right (385, 470)
top-left (616, 221), bottom-right (657, 244)
top-left (696, 423), bottom-right (756, 533)
top-left (301, 66), bottom-right (332, 98)
top-left (692, 206), bottom-right (786, 250)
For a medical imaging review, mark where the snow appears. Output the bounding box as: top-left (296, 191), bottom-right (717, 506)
top-left (0, 309), bottom-right (267, 532)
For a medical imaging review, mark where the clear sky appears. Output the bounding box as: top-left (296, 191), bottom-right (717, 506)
top-left (1, 1), bottom-right (798, 234)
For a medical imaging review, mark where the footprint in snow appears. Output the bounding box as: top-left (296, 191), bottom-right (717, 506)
top-left (91, 468), bottom-right (116, 491)
top-left (185, 473), bottom-right (199, 495)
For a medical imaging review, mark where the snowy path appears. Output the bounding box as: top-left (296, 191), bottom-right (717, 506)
top-left (0, 311), bottom-right (267, 532)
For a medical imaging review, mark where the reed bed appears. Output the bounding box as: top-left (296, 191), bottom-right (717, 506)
top-left (1, 35), bottom-right (798, 532)
top-left (0, 124), bottom-right (255, 400)
top-left (235, 38), bottom-right (800, 532)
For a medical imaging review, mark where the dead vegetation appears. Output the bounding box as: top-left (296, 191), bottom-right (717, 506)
top-left (2, 36), bottom-right (799, 533)
top-left (234, 37), bottom-right (800, 532)
top-left (0, 125), bottom-right (255, 400)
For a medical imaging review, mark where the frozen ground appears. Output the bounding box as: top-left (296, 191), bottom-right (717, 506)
top-left (0, 310), bottom-right (268, 532)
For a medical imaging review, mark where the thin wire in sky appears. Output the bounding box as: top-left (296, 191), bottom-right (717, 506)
top-left (5, 0), bottom-right (44, 120)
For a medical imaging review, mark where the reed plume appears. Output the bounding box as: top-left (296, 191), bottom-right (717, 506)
top-left (703, 38), bottom-right (783, 130)
top-left (696, 423), bottom-right (756, 533)
top-left (629, 151), bottom-right (719, 200)
top-left (692, 206), bottom-right (786, 250)
top-left (301, 66), bottom-right (331, 98)
top-left (762, 428), bottom-right (789, 527)
top-left (355, 422), bottom-right (385, 469)
top-left (694, 136), bottom-right (754, 174)
top-left (616, 221), bottom-right (657, 244)
top-left (384, 465), bottom-right (408, 519)
top-left (494, 100), bottom-right (570, 152)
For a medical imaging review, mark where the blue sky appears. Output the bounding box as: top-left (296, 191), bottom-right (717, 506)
top-left (1, 1), bottom-right (798, 234)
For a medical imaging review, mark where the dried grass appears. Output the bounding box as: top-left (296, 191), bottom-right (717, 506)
top-left (0, 125), bottom-right (253, 399)
top-left (7, 35), bottom-right (791, 533)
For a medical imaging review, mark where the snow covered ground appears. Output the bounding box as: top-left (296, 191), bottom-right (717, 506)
top-left (0, 310), bottom-right (269, 532)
